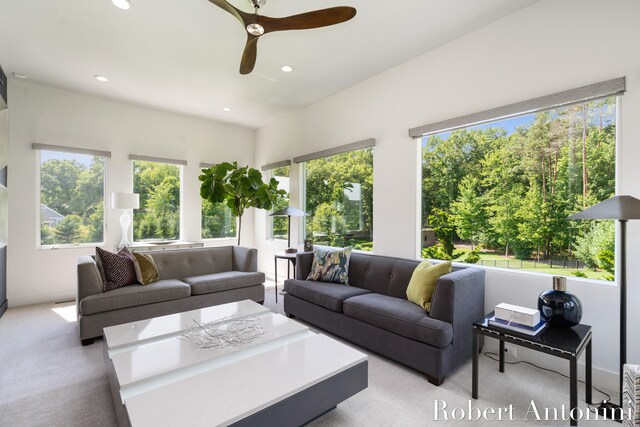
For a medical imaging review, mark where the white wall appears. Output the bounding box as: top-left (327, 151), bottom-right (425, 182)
top-left (255, 0), bottom-right (640, 389)
top-left (8, 80), bottom-right (256, 306)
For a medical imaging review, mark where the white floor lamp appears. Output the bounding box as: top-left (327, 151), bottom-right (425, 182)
top-left (112, 192), bottom-right (139, 248)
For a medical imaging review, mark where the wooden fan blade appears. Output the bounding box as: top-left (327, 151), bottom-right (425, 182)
top-left (208, 0), bottom-right (252, 26)
top-left (240, 34), bottom-right (259, 75)
top-left (260, 7), bottom-right (356, 33)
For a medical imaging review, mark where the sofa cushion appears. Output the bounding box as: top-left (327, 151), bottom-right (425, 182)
top-left (343, 293), bottom-right (453, 348)
top-left (284, 279), bottom-right (371, 312)
top-left (183, 271), bottom-right (265, 296)
top-left (79, 279), bottom-right (190, 315)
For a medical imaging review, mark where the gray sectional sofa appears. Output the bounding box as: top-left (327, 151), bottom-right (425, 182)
top-left (284, 252), bottom-right (485, 385)
top-left (77, 246), bottom-right (265, 344)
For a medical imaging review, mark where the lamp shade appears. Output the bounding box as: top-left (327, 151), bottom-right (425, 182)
top-left (568, 195), bottom-right (640, 220)
top-left (270, 206), bottom-right (307, 217)
top-left (112, 192), bottom-right (140, 210)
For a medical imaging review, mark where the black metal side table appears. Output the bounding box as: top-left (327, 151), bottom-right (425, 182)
top-left (274, 252), bottom-right (311, 303)
top-left (472, 312), bottom-right (592, 426)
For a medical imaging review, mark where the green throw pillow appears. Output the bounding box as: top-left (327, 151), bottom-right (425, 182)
top-left (132, 252), bottom-right (160, 285)
top-left (307, 246), bottom-right (352, 285)
top-left (406, 261), bottom-right (452, 311)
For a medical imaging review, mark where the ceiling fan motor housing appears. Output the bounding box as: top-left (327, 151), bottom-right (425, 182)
top-left (250, 0), bottom-right (266, 8)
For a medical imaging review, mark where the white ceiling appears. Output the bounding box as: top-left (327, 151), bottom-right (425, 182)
top-left (0, 0), bottom-right (538, 128)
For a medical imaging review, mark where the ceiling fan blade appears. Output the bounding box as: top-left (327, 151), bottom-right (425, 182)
top-left (208, 0), bottom-right (252, 26)
top-left (240, 34), bottom-right (259, 75)
top-left (260, 7), bottom-right (356, 33)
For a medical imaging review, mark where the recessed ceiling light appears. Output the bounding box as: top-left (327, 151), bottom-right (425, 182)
top-left (12, 73), bottom-right (28, 79)
top-left (111, 0), bottom-right (132, 10)
top-left (222, 107), bottom-right (232, 112)
top-left (281, 65), bottom-right (294, 73)
top-left (93, 75), bottom-right (109, 82)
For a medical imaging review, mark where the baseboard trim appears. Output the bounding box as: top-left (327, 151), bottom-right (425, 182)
top-left (9, 291), bottom-right (76, 308)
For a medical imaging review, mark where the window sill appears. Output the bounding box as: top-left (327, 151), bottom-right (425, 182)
top-left (39, 242), bottom-right (104, 250)
top-left (201, 237), bottom-right (237, 241)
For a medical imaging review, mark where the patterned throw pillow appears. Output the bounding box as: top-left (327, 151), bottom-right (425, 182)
top-left (132, 252), bottom-right (160, 285)
top-left (306, 246), bottom-right (352, 285)
top-left (96, 246), bottom-right (138, 292)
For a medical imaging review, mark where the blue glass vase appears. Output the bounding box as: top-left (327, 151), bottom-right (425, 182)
top-left (538, 276), bottom-right (583, 327)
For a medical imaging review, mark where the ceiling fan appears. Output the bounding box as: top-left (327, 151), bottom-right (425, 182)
top-left (209, 0), bottom-right (357, 75)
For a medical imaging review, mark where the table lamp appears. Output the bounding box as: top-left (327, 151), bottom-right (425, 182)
top-left (112, 192), bottom-right (140, 247)
top-left (270, 206), bottom-right (307, 253)
top-left (568, 194), bottom-right (640, 420)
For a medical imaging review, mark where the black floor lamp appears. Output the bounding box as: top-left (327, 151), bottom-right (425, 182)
top-left (569, 195), bottom-right (640, 420)
top-left (270, 206), bottom-right (307, 253)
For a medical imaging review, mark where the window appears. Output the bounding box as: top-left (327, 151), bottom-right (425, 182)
top-left (38, 150), bottom-right (106, 246)
top-left (268, 165), bottom-right (290, 240)
top-left (132, 160), bottom-right (181, 241)
top-left (421, 97), bottom-right (617, 280)
top-left (202, 200), bottom-right (237, 239)
top-left (304, 148), bottom-right (373, 251)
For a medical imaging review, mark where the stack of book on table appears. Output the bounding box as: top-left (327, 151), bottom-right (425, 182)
top-left (489, 303), bottom-right (547, 336)
top-left (623, 364), bottom-right (640, 427)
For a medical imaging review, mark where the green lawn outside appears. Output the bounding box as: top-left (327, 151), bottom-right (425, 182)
top-left (451, 248), bottom-right (612, 282)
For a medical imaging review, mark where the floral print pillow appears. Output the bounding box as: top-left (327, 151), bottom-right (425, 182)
top-left (306, 246), bottom-right (353, 285)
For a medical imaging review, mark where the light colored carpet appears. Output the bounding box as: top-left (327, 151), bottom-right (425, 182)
top-left (0, 281), bottom-right (618, 426)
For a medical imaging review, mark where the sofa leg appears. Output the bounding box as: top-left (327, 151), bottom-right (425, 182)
top-left (257, 300), bottom-right (265, 305)
top-left (285, 312), bottom-right (294, 319)
top-left (426, 374), bottom-right (445, 386)
top-left (81, 338), bottom-right (95, 346)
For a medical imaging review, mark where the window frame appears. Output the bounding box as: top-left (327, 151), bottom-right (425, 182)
top-left (36, 148), bottom-right (108, 250)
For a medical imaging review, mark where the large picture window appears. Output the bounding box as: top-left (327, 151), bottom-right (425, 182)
top-left (304, 148), bottom-right (373, 251)
top-left (133, 160), bottom-right (181, 241)
top-left (421, 97), bottom-right (617, 280)
top-left (202, 200), bottom-right (237, 239)
top-left (268, 165), bottom-right (290, 240)
top-left (38, 150), bottom-right (106, 246)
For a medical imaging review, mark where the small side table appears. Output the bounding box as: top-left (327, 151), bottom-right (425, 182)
top-left (274, 252), bottom-right (311, 303)
top-left (472, 312), bottom-right (592, 426)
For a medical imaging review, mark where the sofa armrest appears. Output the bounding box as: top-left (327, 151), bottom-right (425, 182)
top-left (77, 256), bottom-right (104, 310)
top-left (295, 252), bottom-right (314, 279)
top-left (430, 267), bottom-right (485, 368)
top-left (232, 246), bottom-right (258, 272)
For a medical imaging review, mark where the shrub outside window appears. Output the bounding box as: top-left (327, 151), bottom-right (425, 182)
top-left (202, 199), bottom-right (237, 239)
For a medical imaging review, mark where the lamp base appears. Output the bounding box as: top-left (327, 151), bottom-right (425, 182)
top-left (119, 211), bottom-right (132, 247)
top-left (284, 248), bottom-right (297, 254)
top-left (595, 400), bottom-right (623, 422)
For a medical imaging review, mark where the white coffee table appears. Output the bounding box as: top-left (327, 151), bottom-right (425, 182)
top-left (103, 300), bottom-right (368, 427)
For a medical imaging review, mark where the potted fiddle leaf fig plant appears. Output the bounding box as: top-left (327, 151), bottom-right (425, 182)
top-left (199, 161), bottom-right (287, 245)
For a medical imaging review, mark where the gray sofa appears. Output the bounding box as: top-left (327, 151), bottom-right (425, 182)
top-left (284, 252), bottom-right (485, 385)
top-left (77, 246), bottom-right (265, 345)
